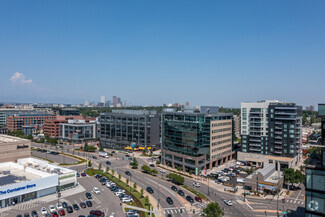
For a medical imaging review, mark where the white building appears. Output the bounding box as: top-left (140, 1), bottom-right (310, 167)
top-left (100, 96), bottom-right (106, 104)
top-left (0, 158), bottom-right (77, 208)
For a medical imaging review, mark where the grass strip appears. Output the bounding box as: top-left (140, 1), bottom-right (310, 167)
top-left (182, 184), bottom-right (207, 200)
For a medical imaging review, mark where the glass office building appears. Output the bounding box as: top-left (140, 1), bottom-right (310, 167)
top-left (161, 107), bottom-right (233, 173)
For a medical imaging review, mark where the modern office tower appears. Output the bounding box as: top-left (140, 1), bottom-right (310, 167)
top-left (59, 119), bottom-right (97, 144)
top-left (112, 96), bottom-right (118, 107)
top-left (233, 115), bottom-right (240, 137)
top-left (185, 101), bottom-right (190, 107)
top-left (0, 109), bottom-right (36, 126)
top-left (240, 100), bottom-right (302, 159)
top-left (161, 106), bottom-right (234, 173)
top-left (319, 104), bottom-right (325, 141)
top-left (84, 100), bottom-right (90, 106)
top-left (99, 110), bottom-right (160, 150)
top-left (100, 96), bottom-right (106, 104)
top-left (6, 112), bottom-right (55, 131)
top-left (58, 108), bottom-right (80, 116)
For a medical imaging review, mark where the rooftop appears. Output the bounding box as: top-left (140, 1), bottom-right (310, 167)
top-left (0, 135), bottom-right (30, 144)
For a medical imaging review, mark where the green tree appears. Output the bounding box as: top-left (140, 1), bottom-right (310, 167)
top-left (99, 146), bottom-right (104, 152)
top-left (88, 160), bottom-right (92, 168)
top-left (131, 158), bottom-right (139, 169)
top-left (203, 201), bottom-right (224, 217)
top-left (126, 178), bottom-right (129, 186)
top-left (118, 174), bottom-right (121, 181)
top-left (140, 188), bottom-right (144, 198)
top-left (133, 182), bottom-right (137, 191)
top-left (106, 166), bottom-right (109, 173)
top-left (166, 173), bottom-right (184, 185)
top-left (283, 168), bottom-right (295, 190)
top-left (141, 165), bottom-right (151, 173)
top-left (112, 169), bottom-right (115, 176)
top-left (156, 160), bottom-right (161, 165)
top-left (294, 169), bottom-right (305, 186)
top-left (151, 169), bottom-right (158, 176)
top-left (98, 163), bottom-right (102, 171)
top-left (145, 195), bottom-right (149, 205)
top-left (177, 167), bottom-right (182, 172)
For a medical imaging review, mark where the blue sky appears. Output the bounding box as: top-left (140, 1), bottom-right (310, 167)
top-left (0, 0), bottom-right (324, 107)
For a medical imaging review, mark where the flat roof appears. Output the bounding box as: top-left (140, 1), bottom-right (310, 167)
top-left (0, 135), bottom-right (30, 144)
top-left (265, 156), bottom-right (294, 162)
top-left (264, 171), bottom-right (283, 184)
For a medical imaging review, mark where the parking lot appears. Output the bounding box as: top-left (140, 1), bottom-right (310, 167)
top-left (0, 174), bottom-right (124, 217)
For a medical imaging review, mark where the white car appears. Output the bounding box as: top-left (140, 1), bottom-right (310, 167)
top-left (121, 197), bottom-right (133, 203)
top-left (109, 213), bottom-right (115, 217)
top-left (93, 187), bottom-right (101, 194)
top-left (160, 169), bottom-right (166, 173)
top-left (193, 182), bottom-right (200, 187)
top-left (41, 207), bottom-right (47, 215)
top-left (56, 203), bottom-right (63, 210)
top-left (224, 200), bottom-right (233, 206)
top-left (48, 204), bottom-right (56, 213)
top-left (115, 191), bottom-right (125, 196)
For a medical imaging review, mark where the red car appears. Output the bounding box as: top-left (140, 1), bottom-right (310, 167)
top-left (52, 211), bottom-right (59, 217)
top-left (59, 209), bottom-right (65, 216)
top-left (90, 210), bottom-right (105, 216)
top-left (195, 196), bottom-right (202, 202)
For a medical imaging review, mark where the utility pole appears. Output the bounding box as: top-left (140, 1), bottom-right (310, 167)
top-left (207, 175), bottom-right (210, 196)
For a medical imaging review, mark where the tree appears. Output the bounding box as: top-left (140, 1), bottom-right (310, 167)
top-left (151, 169), bottom-right (158, 176)
top-left (294, 170), bottom-right (305, 186)
top-left (141, 165), bottom-right (151, 174)
top-left (112, 169), bottom-right (115, 176)
top-left (166, 173), bottom-right (184, 185)
top-left (131, 158), bottom-right (139, 169)
top-left (145, 195), bottom-right (149, 205)
top-left (126, 178), bottom-right (129, 186)
top-left (133, 182), bottom-right (137, 191)
top-left (106, 166), bottom-right (109, 173)
top-left (203, 201), bottom-right (224, 217)
top-left (140, 188), bottom-right (144, 198)
top-left (156, 160), bottom-right (161, 165)
top-left (177, 167), bottom-right (182, 172)
top-left (88, 160), bottom-right (92, 168)
top-left (118, 174), bottom-right (121, 181)
top-left (98, 163), bottom-right (102, 171)
top-left (283, 168), bottom-right (295, 190)
top-left (99, 146), bottom-right (104, 152)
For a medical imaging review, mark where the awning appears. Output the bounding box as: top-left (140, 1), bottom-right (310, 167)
top-left (125, 146), bottom-right (132, 150)
top-left (147, 147), bottom-right (151, 150)
top-left (138, 147), bottom-right (145, 150)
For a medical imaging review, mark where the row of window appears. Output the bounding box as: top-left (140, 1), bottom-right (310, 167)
top-left (211, 133), bottom-right (232, 140)
top-left (211, 127), bottom-right (231, 133)
top-left (211, 122), bottom-right (231, 127)
top-left (211, 138), bottom-right (232, 146)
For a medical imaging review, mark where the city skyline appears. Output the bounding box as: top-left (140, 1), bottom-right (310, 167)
top-left (1, 1), bottom-right (325, 107)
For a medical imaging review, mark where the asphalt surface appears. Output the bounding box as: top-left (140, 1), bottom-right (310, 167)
top-left (32, 151), bottom-right (78, 164)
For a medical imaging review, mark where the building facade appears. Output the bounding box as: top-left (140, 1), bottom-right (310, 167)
top-left (241, 100), bottom-right (302, 158)
top-left (99, 110), bottom-right (160, 150)
top-left (6, 112), bottom-right (55, 131)
top-left (59, 119), bottom-right (97, 144)
top-left (161, 106), bottom-right (234, 173)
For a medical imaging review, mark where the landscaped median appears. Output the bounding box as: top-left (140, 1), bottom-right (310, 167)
top-left (182, 184), bottom-right (207, 200)
top-left (84, 168), bottom-right (155, 217)
top-left (59, 153), bottom-right (87, 166)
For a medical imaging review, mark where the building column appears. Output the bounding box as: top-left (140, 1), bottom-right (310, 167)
top-left (277, 161), bottom-right (280, 171)
top-left (182, 158), bottom-right (185, 172)
top-left (171, 154), bottom-right (175, 169)
top-left (162, 151), bottom-right (166, 165)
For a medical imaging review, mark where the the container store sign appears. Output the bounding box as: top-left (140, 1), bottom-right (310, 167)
top-left (0, 184), bottom-right (36, 195)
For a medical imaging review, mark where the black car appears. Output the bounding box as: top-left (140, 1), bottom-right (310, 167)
top-left (186, 195), bottom-right (194, 203)
top-left (149, 164), bottom-right (155, 167)
top-left (146, 187), bottom-right (154, 194)
top-left (167, 214), bottom-right (172, 217)
top-left (17, 215), bottom-right (23, 217)
top-left (94, 174), bottom-right (101, 179)
top-left (177, 189), bottom-right (185, 196)
top-left (171, 186), bottom-right (178, 191)
top-left (92, 156), bottom-right (97, 159)
top-left (62, 202), bottom-right (68, 208)
top-left (67, 206), bottom-right (73, 213)
top-left (79, 201), bottom-right (86, 208)
top-left (78, 216), bottom-right (86, 217)
top-left (166, 197), bottom-right (173, 205)
top-left (105, 161), bottom-right (111, 165)
top-left (125, 154), bottom-right (130, 157)
top-left (86, 200), bottom-right (93, 207)
top-left (24, 213), bottom-right (30, 217)
top-left (31, 210), bottom-right (38, 217)
top-left (73, 203), bottom-right (80, 210)
top-left (125, 171), bottom-right (131, 176)
top-left (86, 192), bottom-right (92, 199)
top-left (111, 151), bottom-right (115, 153)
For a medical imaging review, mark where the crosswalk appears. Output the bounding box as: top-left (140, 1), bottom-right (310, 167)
top-left (12, 200), bottom-right (47, 211)
top-left (286, 199), bottom-right (304, 205)
top-left (0, 213), bottom-right (9, 217)
top-left (193, 202), bottom-right (207, 209)
top-left (162, 207), bottom-right (186, 215)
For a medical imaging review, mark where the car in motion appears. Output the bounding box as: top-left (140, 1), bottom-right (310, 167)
top-left (193, 182), bottom-right (200, 187)
top-left (171, 186), bottom-right (178, 191)
top-left (166, 197), bottom-right (174, 204)
top-left (224, 199), bottom-right (233, 206)
top-left (125, 171), bottom-right (131, 176)
top-left (81, 172), bottom-right (87, 177)
top-left (146, 187), bottom-right (154, 194)
top-left (177, 189), bottom-right (185, 196)
top-left (186, 195), bottom-right (194, 203)
top-left (93, 187), bottom-right (101, 194)
top-left (106, 161), bottom-right (111, 165)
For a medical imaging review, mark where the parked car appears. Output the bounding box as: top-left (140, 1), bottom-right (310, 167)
top-left (62, 202), bottom-right (68, 208)
top-left (73, 204), bottom-right (80, 211)
top-left (24, 213), bottom-right (30, 217)
top-left (177, 189), bottom-right (185, 196)
top-left (48, 205), bottom-right (56, 213)
top-left (41, 207), bottom-right (47, 215)
top-left (31, 210), bottom-right (38, 217)
top-left (92, 156), bottom-right (97, 159)
top-left (106, 161), bottom-right (111, 165)
top-left (121, 197), bottom-right (133, 203)
top-left (146, 187), bottom-right (154, 194)
top-left (125, 171), bottom-right (131, 176)
top-left (80, 202), bottom-right (86, 208)
top-left (58, 209), bottom-right (65, 216)
top-left (90, 210), bottom-right (105, 216)
top-left (171, 186), bottom-right (178, 191)
top-left (166, 197), bottom-right (173, 205)
top-left (56, 203), bottom-right (63, 210)
top-left (160, 169), bottom-right (166, 173)
top-left (66, 206), bottom-right (73, 213)
top-left (51, 211), bottom-right (58, 217)
top-left (224, 200), bottom-right (233, 206)
top-left (81, 173), bottom-right (87, 177)
top-left (86, 192), bottom-right (92, 199)
top-left (86, 200), bottom-right (93, 207)
top-left (195, 196), bottom-right (202, 202)
top-left (149, 164), bottom-right (155, 167)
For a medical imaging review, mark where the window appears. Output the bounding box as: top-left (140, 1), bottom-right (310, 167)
top-left (271, 114), bottom-right (274, 118)
top-left (290, 150), bottom-right (294, 153)
top-left (243, 126), bottom-right (247, 129)
top-left (271, 109), bottom-right (274, 113)
top-left (243, 108), bottom-right (247, 112)
top-left (289, 129), bottom-right (294, 134)
top-left (290, 134), bottom-right (294, 138)
top-left (290, 124), bottom-right (294, 128)
top-left (243, 122), bottom-right (247, 125)
top-left (243, 113), bottom-right (247, 117)
top-left (243, 131), bottom-right (247, 134)
top-left (284, 134), bottom-right (287, 138)
top-left (284, 124), bottom-right (287, 128)
top-left (284, 149), bottom-right (287, 153)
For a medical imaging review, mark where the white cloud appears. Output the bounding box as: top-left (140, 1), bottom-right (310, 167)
top-left (10, 72), bottom-right (33, 84)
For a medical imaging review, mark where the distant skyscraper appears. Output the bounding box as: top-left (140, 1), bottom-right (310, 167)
top-left (100, 96), bottom-right (106, 104)
top-left (124, 100), bottom-right (128, 107)
top-left (84, 101), bottom-right (89, 106)
top-left (185, 102), bottom-right (189, 107)
top-left (112, 96), bottom-right (118, 107)
top-left (118, 97), bottom-right (121, 105)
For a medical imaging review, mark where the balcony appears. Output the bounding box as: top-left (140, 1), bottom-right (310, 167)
top-left (249, 148), bottom-right (261, 152)
top-left (274, 145), bottom-right (282, 149)
top-left (275, 140), bottom-right (282, 144)
top-left (250, 139), bottom-right (261, 142)
top-left (250, 144), bottom-right (261, 147)
top-left (275, 126), bottom-right (282, 130)
top-left (275, 136), bottom-right (282, 140)
top-left (274, 150), bottom-right (282, 154)
top-left (274, 112), bottom-right (297, 115)
top-left (249, 134), bottom-right (261, 137)
top-left (275, 121), bottom-right (282, 125)
top-left (275, 131), bottom-right (282, 135)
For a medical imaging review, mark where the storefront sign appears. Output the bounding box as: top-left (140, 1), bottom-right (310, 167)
top-left (0, 184), bottom-right (36, 195)
top-left (17, 145), bottom-right (29, 149)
